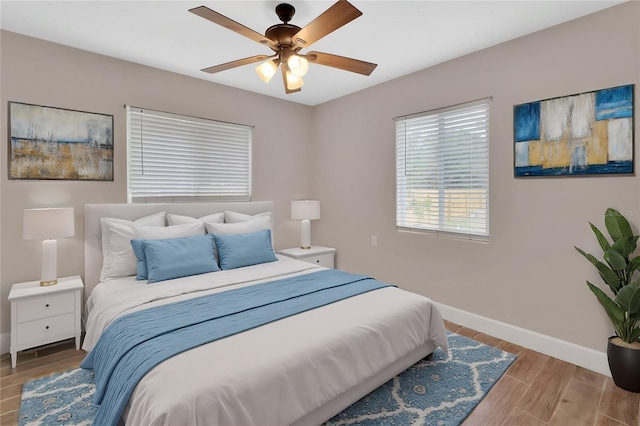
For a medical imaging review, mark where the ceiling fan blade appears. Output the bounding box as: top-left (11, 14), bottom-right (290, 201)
top-left (201, 55), bottom-right (270, 74)
top-left (306, 52), bottom-right (377, 76)
top-left (281, 63), bottom-right (302, 94)
top-left (292, 0), bottom-right (362, 49)
top-left (189, 6), bottom-right (276, 50)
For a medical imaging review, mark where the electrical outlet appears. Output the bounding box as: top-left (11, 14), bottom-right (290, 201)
top-left (370, 235), bottom-right (378, 247)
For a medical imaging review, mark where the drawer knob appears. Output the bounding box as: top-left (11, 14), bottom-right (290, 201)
top-left (45, 326), bottom-right (49, 330)
top-left (45, 304), bottom-right (50, 308)
top-left (316, 260), bottom-right (320, 263)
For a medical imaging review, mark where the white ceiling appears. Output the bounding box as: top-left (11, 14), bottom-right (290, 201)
top-left (0, 1), bottom-right (625, 106)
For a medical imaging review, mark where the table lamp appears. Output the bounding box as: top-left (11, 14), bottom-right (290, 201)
top-left (291, 200), bottom-right (320, 249)
top-left (23, 207), bottom-right (75, 286)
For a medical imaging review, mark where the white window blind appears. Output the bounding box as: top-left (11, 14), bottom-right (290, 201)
top-left (127, 106), bottom-right (252, 202)
top-left (395, 99), bottom-right (490, 240)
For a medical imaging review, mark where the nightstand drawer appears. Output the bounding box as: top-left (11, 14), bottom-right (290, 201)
top-left (16, 313), bottom-right (75, 346)
top-left (16, 292), bottom-right (75, 323)
top-left (308, 253), bottom-right (334, 268)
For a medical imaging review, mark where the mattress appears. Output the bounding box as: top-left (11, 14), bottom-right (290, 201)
top-left (83, 256), bottom-right (448, 425)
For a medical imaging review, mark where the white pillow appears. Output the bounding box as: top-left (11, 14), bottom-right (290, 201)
top-left (224, 210), bottom-right (271, 223)
top-left (101, 221), bottom-right (205, 280)
top-left (206, 215), bottom-right (271, 236)
top-left (167, 212), bottom-right (225, 226)
top-left (100, 212), bottom-right (165, 281)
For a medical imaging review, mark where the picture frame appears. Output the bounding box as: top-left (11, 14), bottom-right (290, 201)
top-left (8, 101), bottom-right (114, 181)
top-left (514, 84), bottom-right (634, 177)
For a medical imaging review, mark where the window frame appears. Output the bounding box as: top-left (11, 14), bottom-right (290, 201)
top-left (395, 98), bottom-right (490, 241)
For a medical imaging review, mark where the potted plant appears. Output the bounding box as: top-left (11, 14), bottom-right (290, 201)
top-left (575, 208), bottom-right (640, 392)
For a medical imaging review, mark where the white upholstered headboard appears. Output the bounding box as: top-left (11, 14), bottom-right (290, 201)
top-left (84, 201), bottom-right (274, 297)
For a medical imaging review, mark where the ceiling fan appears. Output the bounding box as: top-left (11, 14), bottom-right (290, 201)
top-left (189, 0), bottom-right (377, 94)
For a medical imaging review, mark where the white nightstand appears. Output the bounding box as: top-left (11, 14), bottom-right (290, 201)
top-left (279, 246), bottom-right (336, 268)
top-left (9, 275), bottom-right (83, 368)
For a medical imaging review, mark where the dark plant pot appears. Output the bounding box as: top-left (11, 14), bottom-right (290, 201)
top-left (607, 336), bottom-right (640, 393)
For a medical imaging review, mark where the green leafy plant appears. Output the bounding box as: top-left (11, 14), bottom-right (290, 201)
top-left (575, 208), bottom-right (640, 344)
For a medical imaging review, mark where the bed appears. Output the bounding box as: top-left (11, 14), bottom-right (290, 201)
top-left (82, 201), bottom-right (448, 426)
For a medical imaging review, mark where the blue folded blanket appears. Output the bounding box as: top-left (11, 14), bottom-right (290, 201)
top-left (81, 269), bottom-right (392, 426)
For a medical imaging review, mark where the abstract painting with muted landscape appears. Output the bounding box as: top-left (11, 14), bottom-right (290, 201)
top-left (514, 84), bottom-right (633, 177)
top-left (9, 102), bottom-right (113, 180)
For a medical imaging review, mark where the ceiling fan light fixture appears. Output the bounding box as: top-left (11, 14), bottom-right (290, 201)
top-left (255, 59), bottom-right (279, 83)
top-left (287, 54), bottom-right (309, 77)
top-left (285, 70), bottom-right (304, 90)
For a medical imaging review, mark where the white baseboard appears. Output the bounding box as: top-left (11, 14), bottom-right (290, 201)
top-left (0, 332), bottom-right (9, 356)
top-left (435, 302), bottom-right (611, 377)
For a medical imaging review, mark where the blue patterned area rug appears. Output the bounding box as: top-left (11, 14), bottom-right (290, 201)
top-left (19, 332), bottom-right (515, 426)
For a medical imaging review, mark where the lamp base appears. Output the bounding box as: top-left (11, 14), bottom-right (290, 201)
top-left (300, 219), bottom-right (311, 250)
top-left (41, 239), bottom-right (58, 287)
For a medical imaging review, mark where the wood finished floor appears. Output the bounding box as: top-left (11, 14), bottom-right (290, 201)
top-left (1, 321), bottom-right (639, 426)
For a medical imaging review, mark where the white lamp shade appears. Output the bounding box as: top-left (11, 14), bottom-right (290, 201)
top-left (291, 200), bottom-right (320, 220)
top-left (285, 70), bottom-right (304, 90)
top-left (255, 60), bottom-right (278, 84)
top-left (287, 55), bottom-right (309, 77)
top-left (23, 207), bottom-right (75, 240)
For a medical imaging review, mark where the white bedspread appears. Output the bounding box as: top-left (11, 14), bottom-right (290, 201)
top-left (83, 256), bottom-right (448, 425)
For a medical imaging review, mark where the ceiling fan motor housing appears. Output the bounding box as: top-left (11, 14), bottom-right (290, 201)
top-left (264, 24), bottom-right (302, 49)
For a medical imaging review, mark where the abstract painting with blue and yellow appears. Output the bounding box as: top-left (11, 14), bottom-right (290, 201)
top-left (514, 84), bottom-right (633, 177)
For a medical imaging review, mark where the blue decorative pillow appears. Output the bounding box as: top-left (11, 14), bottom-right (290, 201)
top-left (213, 229), bottom-right (277, 270)
top-left (141, 234), bottom-right (220, 283)
top-left (130, 239), bottom-right (148, 280)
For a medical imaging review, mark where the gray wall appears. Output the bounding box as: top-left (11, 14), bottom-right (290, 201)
top-left (0, 30), bottom-right (312, 335)
top-left (309, 2), bottom-right (640, 352)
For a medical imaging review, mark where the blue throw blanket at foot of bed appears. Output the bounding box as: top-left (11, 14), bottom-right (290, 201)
top-left (81, 269), bottom-right (392, 426)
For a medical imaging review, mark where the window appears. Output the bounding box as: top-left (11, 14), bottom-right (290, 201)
top-left (126, 106), bottom-right (252, 202)
top-left (395, 99), bottom-right (490, 240)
